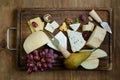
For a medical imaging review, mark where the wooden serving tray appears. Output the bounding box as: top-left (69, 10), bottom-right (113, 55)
top-left (16, 8), bottom-right (112, 70)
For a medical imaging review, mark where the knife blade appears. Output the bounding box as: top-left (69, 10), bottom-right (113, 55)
top-left (47, 32), bottom-right (71, 58)
top-left (89, 9), bottom-right (112, 34)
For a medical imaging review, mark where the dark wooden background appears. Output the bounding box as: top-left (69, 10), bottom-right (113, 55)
top-left (0, 0), bottom-right (119, 80)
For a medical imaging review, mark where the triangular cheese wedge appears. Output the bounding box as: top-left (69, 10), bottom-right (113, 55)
top-left (67, 30), bottom-right (86, 52)
top-left (69, 23), bottom-right (80, 31)
top-left (47, 31), bottom-right (67, 51)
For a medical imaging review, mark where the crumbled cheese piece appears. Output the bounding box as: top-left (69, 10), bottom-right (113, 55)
top-left (59, 22), bottom-right (68, 31)
top-left (82, 22), bottom-right (94, 31)
top-left (70, 23), bottom-right (80, 31)
top-left (86, 26), bottom-right (106, 48)
top-left (45, 20), bottom-right (59, 33)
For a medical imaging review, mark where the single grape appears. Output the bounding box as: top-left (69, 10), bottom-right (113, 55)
top-left (51, 59), bottom-right (55, 63)
top-left (44, 48), bottom-right (49, 54)
top-left (46, 58), bottom-right (52, 63)
top-left (53, 54), bottom-right (58, 59)
top-left (29, 54), bottom-right (34, 60)
top-left (33, 50), bottom-right (39, 56)
top-left (80, 14), bottom-right (88, 22)
top-left (33, 56), bottom-right (40, 61)
top-left (27, 67), bottom-right (33, 74)
top-left (49, 49), bottom-right (54, 55)
top-left (42, 63), bottom-right (47, 68)
top-left (47, 63), bottom-right (53, 69)
top-left (40, 68), bottom-right (44, 72)
top-left (41, 51), bottom-right (46, 57)
top-left (33, 65), bottom-right (38, 72)
top-left (37, 62), bottom-right (42, 68)
top-left (41, 58), bottom-right (46, 63)
top-left (27, 62), bottom-right (34, 67)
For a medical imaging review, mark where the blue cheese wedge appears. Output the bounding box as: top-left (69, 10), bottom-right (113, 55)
top-left (45, 20), bottom-right (59, 33)
top-left (67, 30), bottom-right (86, 52)
top-left (47, 31), bottom-right (67, 51)
top-left (86, 26), bottom-right (106, 48)
top-left (69, 23), bottom-right (80, 31)
top-left (28, 17), bottom-right (44, 32)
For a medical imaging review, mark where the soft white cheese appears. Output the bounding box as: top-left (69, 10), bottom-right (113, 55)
top-left (45, 20), bottom-right (59, 33)
top-left (69, 23), bottom-right (80, 31)
top-left (47, 31), bottom-right (67, 51)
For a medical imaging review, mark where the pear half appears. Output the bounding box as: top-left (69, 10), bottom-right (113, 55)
top-left (81, 58), bottom-right (99, 70)
top-left (64, 51), bottom-right (91, 69)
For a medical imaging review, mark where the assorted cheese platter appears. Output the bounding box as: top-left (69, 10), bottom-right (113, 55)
top-left (16, 8), bottom-right (112, 73)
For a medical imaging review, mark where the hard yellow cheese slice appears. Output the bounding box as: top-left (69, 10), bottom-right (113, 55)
top-left (28, 17), bottom-right (44, 32)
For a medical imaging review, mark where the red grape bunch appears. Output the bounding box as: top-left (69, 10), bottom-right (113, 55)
top-left (22, 48), bottom-right (58, 74)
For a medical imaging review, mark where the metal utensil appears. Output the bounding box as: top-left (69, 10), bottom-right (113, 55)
top-left (89, 9), bottom-right (112, 34)
top-left (48, 32), bottom-right (70, 58)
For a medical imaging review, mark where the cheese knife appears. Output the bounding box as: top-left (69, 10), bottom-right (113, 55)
top-left (89, 9), bottom-right (112, 34)
top-left (48, 32), bottom-right (70, 58)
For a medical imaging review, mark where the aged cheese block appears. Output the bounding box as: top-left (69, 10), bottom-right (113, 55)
top-left (23, 31), bottom-right (50, 54)
top-left (86, 26), bottom-right (106, 48)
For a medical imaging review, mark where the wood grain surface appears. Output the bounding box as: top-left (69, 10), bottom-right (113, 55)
top-left (0, 0), bottom-right (119, 80)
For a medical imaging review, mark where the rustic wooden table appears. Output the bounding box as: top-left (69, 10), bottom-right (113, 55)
top-left (0, 0), bottom-right (119, 80)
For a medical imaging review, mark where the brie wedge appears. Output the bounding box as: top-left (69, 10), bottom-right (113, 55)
top-left (47, 31), bottom-right (67, 51)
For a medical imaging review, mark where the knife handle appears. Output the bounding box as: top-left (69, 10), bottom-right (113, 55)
top-left (58, 45), bottom-right (71, 59)
top-left (89, 9), bottom-right (102, 23)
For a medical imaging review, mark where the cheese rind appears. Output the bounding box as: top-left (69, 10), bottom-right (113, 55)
top-left (86, 26), bottom-right (106, 48)
top-left (23, 31), bottom-right (50, 54)
top-left (67, 30), bottom-right (86, 52)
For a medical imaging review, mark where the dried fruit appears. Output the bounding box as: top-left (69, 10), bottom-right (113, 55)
top-left (32, 22), bottom-right (38, 28)
top-left (65, 17), bottom-right (73, 24)
top-left (80, 14), bottom-right (88, 22)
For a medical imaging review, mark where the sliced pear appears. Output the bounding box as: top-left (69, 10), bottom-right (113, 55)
top-left (87, 49), bottom-right (107, 60)
top-left (81, 58), bottom-right (99, 69)
top-left (79, 49), bottom-right (95, 53)
top-left (64, 51), bottom-right (91, 69)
